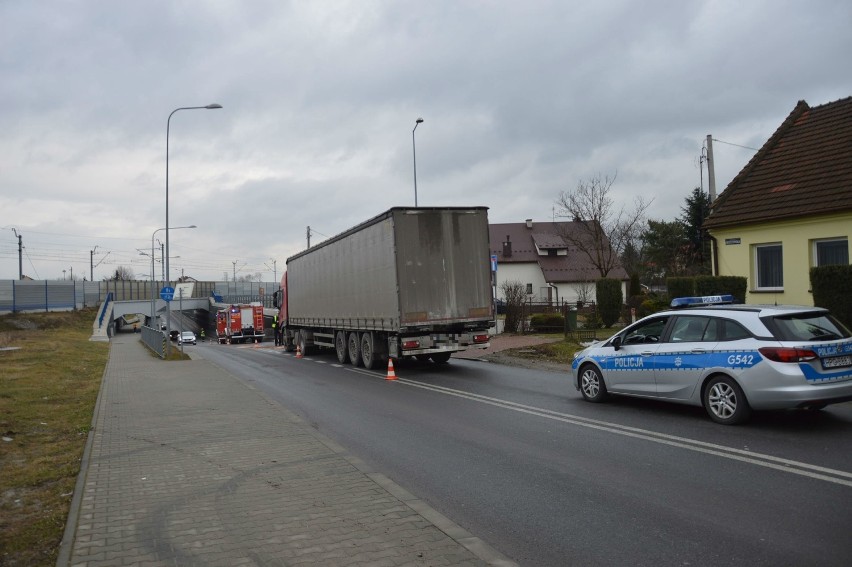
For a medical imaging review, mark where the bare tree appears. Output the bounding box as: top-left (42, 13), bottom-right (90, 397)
top-left (573, 280), bottom-right (595, 305)
top-left (110, 266), bottom-right (134, 280)
top-left (500, 280), bottom-right (527, 334)
top-left (556, 173), bottom-right (652, 277)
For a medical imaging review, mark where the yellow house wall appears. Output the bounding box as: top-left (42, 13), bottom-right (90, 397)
top-left (709, 212), bottom-right (851, 306)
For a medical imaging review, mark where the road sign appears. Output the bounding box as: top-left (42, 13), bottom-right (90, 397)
top-left (160, 286), bottom-right (175, 302)
top-left (490, 254), bottom-right (498, 272)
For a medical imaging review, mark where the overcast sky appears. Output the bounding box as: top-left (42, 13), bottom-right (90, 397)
top-left (2, 0), bottom-right (850, 282)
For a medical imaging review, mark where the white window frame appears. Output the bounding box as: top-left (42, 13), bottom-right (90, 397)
top-left (753, 243), bottom-right (783, 291)
top-left (812, 238), bottom-right (849, 267)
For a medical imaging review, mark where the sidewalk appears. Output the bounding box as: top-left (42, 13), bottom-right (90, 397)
top-left (58, 335), bottom-right (516, 566)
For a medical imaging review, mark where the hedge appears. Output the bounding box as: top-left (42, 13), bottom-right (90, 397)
top-left (811, 265), bottom-right (852, 329)
top-left (666, 275), bottom-right (748, 304)
top-left (666, 277), bottom-right (694, 300)
top-left (695, 275), bottom-right (748, 304)
top-left (529, 313), bottom-right (565, 332)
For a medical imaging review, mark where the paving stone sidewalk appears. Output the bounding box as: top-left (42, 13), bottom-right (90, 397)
top-left (58, 335), bottom-right (516, 566)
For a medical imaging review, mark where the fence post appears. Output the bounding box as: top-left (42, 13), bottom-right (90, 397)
top-left (45, 280), bottom-right (49, 312)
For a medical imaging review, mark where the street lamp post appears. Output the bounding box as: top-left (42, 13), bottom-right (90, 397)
top-left (166, 103), bottom-right (221, 354)
top-left (412, 117), bottom-right (423, 206)
top-left (151, 225), bottom-right (196, 328)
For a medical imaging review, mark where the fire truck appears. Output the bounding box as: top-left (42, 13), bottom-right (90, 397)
top-left (216, 303), bottom-right (266, 344)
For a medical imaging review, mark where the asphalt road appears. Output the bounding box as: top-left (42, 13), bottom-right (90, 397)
top-left (193, 342), bottom-right (852, 567)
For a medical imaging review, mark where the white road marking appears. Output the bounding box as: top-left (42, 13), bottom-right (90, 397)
top-left (255, 350), bottom-right (852, 487)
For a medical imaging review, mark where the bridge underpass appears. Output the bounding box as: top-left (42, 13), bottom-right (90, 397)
top-left (110, 297), bottom-right (278, 337)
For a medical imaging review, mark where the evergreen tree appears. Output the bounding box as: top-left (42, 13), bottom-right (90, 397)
top-left (679, 187), bottom-right (712, 274)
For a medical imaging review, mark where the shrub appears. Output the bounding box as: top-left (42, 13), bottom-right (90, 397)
top-left (811, 265), bottom-right (852, 329)
top-left (628, 273), bottom-right (642, 297)
top-left (638, 297), bottom-right (670, 317)
top-left (582, 310), bottom-right (604, 329)
top-left (501, 280), bottom-right (527, 333)
top-left (695, 275), bottom-right (748, 304)
top-left (596, 278), bottom-right (623, 328)
top-left (666, 277), bottom-right (694, 300)
top-left (529, 313), bottom-right (565, 332)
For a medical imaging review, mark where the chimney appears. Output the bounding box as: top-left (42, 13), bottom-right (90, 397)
top-left (502, 235), bottom-right (512, 257)
top-left (525, 219), bottom-right (533, 229)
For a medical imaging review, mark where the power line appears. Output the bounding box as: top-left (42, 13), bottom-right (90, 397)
top-left (712, 138), bottom-right (759, 152)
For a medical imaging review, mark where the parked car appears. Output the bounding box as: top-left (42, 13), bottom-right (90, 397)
top-left (571, 295), bottom-right (852, 424)
top-left (178, 331), bottom-right (196, 345)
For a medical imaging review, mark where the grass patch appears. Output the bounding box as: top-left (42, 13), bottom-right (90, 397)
top-left (0, 308), bottom-right (109, 567)
top-left (503, 338), bottom-right (585, 365)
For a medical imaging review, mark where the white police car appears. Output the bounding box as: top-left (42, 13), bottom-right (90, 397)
top-left (571, 295), bottom-right (852, 424)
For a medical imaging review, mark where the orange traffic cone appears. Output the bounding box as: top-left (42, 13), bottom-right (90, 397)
top-left (296, 344), bottom-right (303, 359)
top-left (385, 358), bottom-right (398, 381)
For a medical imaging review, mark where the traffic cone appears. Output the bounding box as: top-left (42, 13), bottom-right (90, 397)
top-left (385, 358), bottom-right (398, 381)
top-left (296, 344), bottom-right (303, 359)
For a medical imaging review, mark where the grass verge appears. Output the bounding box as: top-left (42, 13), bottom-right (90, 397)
top-left (0, 309), bottom-right (109, 567)
top-left (502, 337), bottom-right (585, 365)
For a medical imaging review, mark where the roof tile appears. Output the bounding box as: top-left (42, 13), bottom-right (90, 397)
top-left (704, 96), bottom-right (852, 229)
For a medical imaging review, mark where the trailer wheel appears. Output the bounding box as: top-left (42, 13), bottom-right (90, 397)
top-left (335, 331), bottom-right (349, 364)
top-left (347, 332), bottom-right (362, 366)
top-left (361, 333), bottom-right (378, 370)
top-left (298, 332), bottom-right (309, 356)
top-left (431, 352), bottom-right (452, 364)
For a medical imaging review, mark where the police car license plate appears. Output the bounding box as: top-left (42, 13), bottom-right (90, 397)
top-left (822, 355), bottom-right (852, 369)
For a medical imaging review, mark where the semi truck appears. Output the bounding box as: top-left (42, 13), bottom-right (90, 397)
top-left (272, 207), bottom-right (494, 369)
top-left (216, 303), bottom-right (265, 344)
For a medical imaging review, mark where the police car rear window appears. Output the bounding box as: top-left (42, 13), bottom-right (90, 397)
top-left (766, 313), bottom-right (851, 341)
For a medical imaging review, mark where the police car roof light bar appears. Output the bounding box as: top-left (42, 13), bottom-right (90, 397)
top-left (670, 295), bottom-right (735, 309)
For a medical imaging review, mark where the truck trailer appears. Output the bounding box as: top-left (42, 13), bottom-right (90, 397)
top-left (272, 207), bottom-right (494, 369)
top-left (216, 303), bottom-right (265, 344)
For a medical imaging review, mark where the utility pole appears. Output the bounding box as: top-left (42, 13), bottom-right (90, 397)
top-left (307, 226), bottom-right (311, 248)
top-left (90, 247), bottom-right (110, 281)
top-left (706, 134), bottom-right (717, 202)
top-left (264, 259), bottom-right (278, 284)
top-left (12, 229), bottom-right (22, 280)
top-left (233, 260), bottom-right (238, 282)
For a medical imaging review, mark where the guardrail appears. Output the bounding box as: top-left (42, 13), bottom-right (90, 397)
top-left (141, 326), bottom-right (167, 358)
top-left (98, 292), bottom-right (114, 327)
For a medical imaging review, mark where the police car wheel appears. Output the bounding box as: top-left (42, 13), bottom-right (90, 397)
top-left (704, 376), bottom-right (751, 425)
top-left (579, 365), bottom-right (607, 402)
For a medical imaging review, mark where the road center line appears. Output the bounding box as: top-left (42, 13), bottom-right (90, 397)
top-left (345, 367), bottom-right (851, 487)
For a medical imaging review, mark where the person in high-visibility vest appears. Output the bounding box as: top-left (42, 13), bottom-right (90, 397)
top-left (272, 317), bottom-right (279, 346)
top-left (200, 328), bottom-right (206, 342)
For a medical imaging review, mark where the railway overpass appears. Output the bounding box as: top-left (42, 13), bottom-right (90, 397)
top-left (92, 296), bottom-right (279, 341)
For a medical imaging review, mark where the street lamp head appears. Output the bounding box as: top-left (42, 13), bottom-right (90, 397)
top-left (205, 104), bottom-right (223, 109)
top-left (188, 225), bottom-right (198, 228)
top-left (416, 117), bottom-right (424, 124)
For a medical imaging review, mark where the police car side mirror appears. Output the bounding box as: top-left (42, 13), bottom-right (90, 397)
top-left (611, 336), bottom-right (622, 351)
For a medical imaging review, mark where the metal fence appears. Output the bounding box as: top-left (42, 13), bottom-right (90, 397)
top-left (0, 279), bottom-right (280, 313)
top-left (140, 326), bottom-right (168, 358)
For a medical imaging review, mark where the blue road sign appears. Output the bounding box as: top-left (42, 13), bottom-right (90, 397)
top-left (160, 286), bottom-right (175, 302)
top-left (490, 254), bottom-right (498, 272)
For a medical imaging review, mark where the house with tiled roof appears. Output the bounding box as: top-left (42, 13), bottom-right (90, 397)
top-left (489, 219), bottom-right (628, 304)
top-left (703, 97), bottom-right (852, 305)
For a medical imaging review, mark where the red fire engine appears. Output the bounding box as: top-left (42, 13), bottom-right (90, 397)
top-left (216, 303), bottom-right (265, 344)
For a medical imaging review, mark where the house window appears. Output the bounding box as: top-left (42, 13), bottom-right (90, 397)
top-left (754, 243), bottom-right (783, 290)
top-left (814, 238), bottom-right (849, 266)
top-left (526, 283), bottom-right (533, 295)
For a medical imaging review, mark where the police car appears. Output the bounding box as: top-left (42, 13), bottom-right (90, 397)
top-left (570, 295), bottom-right (852, 424)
